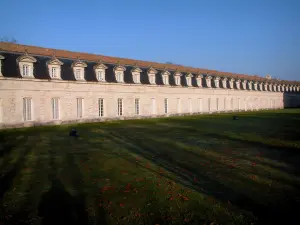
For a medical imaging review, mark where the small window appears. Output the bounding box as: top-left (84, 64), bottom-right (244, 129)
top-left (52, 98), bottom-right (59, 120)
top-left (98, 71), bottom-right (104, 81)
top-left (152, 98), bottom-right (156, 114)
top-left (51, 67), bottom-right (57, 78)
top-left (118, 98), bottom-right (123, 116)
top-left (224, 98), bottom-right (226, 110)
top-left (216, 98), bottom-right (219, 111)
top-left (187, 77), bottom-right (191, 86)
top-left (164, 98), bottom-right (168, 114)
top-left (163, 76), bottom-right (168, 85)
top-left (208, 98), bottom-right (211, 112)
top-left (77, 98), bottom-right (83, 118)
top-left (150, 75), bottom-right (155, 84)
top-left (75, 69), bottom-right (81, 80)
top-left (188, 98), bottom-right (192, 113)
top-left (176, 77), bottom-right (181, 85)
top-left (177, 98), bottom-right (181, 113)
top-left (238, 98), bottom-right (240, 110)
top-left (98, 98), bottom-right (104, 117)
top-left (22, 64), bottom-right (30, 76)
top-left (23, 98), bottom-right (32, 121)
top-left (116, 72), bottom-right (123, 82)
top-left (135, 98), bottom-right (140, 115)
top-left (198, 98), bottom-right (203, 112)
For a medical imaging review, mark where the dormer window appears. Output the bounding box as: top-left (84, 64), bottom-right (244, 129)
top-left (196, 74), bottom-right (203, 87)
top-left (229, 78), bottom-right (234, 89)
top-left (17, 52), bottom-right (37, 78)
top-left (222, 77), bottom-right (228, 88)
top-left (161, 71), bottom-right (170, 85)
top-left (147, 67), bottom-right (157, 85)
top-left (131, 67), bottom-right (142, 84)
top-left (94, 62), bottom-right (107, 82)
top-left (71, 59), bottom-right (87, 81)
top-left (235, 79), bottom-right (241, 89)
top-left (186, 73), bottom-right (193, 87)
top-left (205, 75), bottom-right (212, 88)
top-left (0, 55), bottom-right (4, 76)
top-left (113, 64), bottom-right (126, 83)
top-left (174, 71), bottom-right (182, 86)
top-left (214, 77), bottom-right (220, 88)
top-left (47, 57), bottom-right (64, 79)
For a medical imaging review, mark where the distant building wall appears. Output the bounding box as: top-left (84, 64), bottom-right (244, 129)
top-left (0, 77), bottom-right (286, 129)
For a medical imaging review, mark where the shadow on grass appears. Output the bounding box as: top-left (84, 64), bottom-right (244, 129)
top-left (37, 139), bottom-right (94, 225)
top-left (98, 127), bottom-right (300, 225)
top-left (0, 140), bottom-right (32, 200)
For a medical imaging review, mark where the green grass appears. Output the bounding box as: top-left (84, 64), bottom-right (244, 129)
top-left (1, 109), bottom-right (300, 225)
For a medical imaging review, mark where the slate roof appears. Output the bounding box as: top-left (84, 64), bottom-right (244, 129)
top-left (0, 42), bottom-right (299, 86)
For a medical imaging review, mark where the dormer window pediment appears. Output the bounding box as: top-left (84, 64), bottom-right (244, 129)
top-left (17, 53), bottom-right (37, 78)
top-left (0, 55), bottom-right (4, 76)
top-left (113, 64), bottom-right (126, 83)
top-left (72, 60), bottom-right (87, 81)
top-left (131, 67), bottom-right (142, 84)
top-left (47, 57), bottom-right (64, 79)
top-left (94, 62), bottom-right (108, 82)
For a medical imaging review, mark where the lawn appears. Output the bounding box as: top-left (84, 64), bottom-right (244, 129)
top-left (1, 109), bottom-right (300, 225)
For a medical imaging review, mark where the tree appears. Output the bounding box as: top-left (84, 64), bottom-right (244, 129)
top-left (0, 36), bottom-right (17, 43)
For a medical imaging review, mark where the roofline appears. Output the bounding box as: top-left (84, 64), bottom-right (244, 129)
top-left (0, 42), bottom-right (299, 85)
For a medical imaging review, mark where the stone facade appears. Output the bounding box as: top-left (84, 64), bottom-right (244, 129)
top-left (0, 42), bottom-right (300, 129)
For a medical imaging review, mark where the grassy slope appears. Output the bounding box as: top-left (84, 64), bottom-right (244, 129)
top-left (0, 109), bottom-right (300, 225)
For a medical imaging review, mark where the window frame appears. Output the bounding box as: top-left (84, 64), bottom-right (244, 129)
top-left (23, 97), bottom-right (33, 121)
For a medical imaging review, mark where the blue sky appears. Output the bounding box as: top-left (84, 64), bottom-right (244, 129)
top-left (1, 0), bottom-right (299, 81)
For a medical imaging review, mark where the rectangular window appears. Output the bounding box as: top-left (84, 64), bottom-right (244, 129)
top-left (188, 98), bottom-right (192, 112)
top-left (77, 98), bottom-right (83, 118)
top-left (216, 98), bottom-right (219, 111)
top-left (98, 71), bottom-right (104, 81)
top-left (150, 75), bottom-right (155, 84)
top-left (51, 67), bottom-right (57, 78)
top-left (52, 98), bottom-right (59, 120)
top-left (98, 98), bottom-right (104, 117)
top-left (152, 98), bottom-right (156, 114)
top-left (224, 98), bottom-right (226, 110)
top-left (231, 98), bottom-right (234, 110)
top-left (176, 77), bottom-right (180, 85)
top-left (163, 76), bottom-right (168, 84)
top-left (75, 69), bottom-right (81, 80)
top-left (177, 98), bottom-right (181, 113)
top-left (23, 98), bottom-right (32, 121)
top-left (135, 98), bottom-right (140, 115)
top-left (164, 98), bottom-right (168, 114)
top-left (22, 64), bottom-right (30, 76)
top-left (118, 98), bottom-right (123, 116)
top-left (198, 98), bottom-right (203, 112)
top-left (238, 98), bottom-right (240, 110)
top-left (208, 98), bottom-right (211, 112)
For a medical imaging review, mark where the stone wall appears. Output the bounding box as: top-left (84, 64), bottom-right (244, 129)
top-left (0, 77), bottom-right (297, 129)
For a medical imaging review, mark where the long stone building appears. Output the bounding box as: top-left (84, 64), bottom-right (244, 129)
top-left (0, 42), bottom-right (299, 129)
